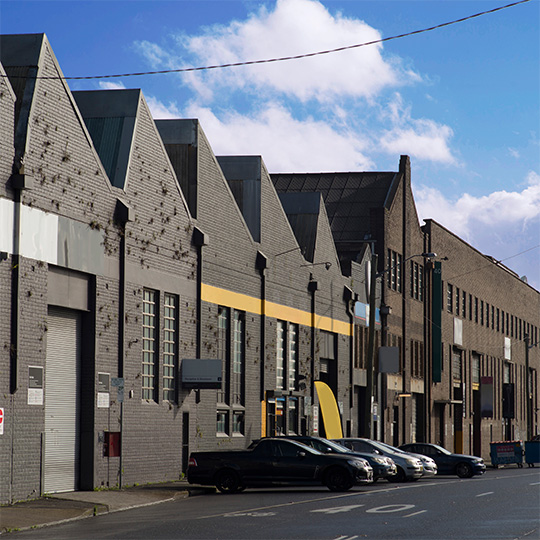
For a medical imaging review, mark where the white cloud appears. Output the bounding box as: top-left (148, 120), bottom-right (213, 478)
top-left (508, 147), bottom-right (520, 158)
top-left (172, 0), bottom-right (417, 103)
top-left (415, 171), bottom-right (540, 240)
top-left (185, 102), bottom-right (373, 172)
top-left (379, 93), bottom-right (455, 163)
top-left (415, 171), bottom-right (540, 288)
top-left (99, 81), bottom-right (126, 90)
top-left (145, 96), bottom-right (181, 119)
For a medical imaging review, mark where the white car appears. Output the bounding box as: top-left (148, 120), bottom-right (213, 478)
top-left (376, 441), bottom-right (437, 479)
top-left (333, 438), bottom-right (424, 482)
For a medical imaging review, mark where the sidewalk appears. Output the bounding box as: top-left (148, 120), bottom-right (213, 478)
top-left (0, 481), bottom-right (215, 534)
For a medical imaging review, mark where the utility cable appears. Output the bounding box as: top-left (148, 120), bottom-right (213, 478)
top-left (1, 0), bottom-right (531, 81)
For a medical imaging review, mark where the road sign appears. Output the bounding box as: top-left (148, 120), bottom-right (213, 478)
top-left (0, 408), bottom-right (4, 435)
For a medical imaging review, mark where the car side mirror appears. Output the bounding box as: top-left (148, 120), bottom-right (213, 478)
top-left (324, 447), bottom-right (333, 454)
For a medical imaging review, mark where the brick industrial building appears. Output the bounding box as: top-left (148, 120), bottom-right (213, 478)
top-left (0, 34), bottom-right (538, 503)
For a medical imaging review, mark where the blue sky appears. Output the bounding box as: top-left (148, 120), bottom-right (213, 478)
top-left (2, 0), bottom-right (539, 289)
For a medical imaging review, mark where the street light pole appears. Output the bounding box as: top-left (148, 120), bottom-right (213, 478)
top-left (364, 250), bottom-right (378, 439)
top-left (525, 333), bottom-right (532, 441)
top-left (363, 251), bottom-right (437, 441)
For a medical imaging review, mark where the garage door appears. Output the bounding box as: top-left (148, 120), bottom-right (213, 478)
top-left (44, 307), bottom-right (81, 493)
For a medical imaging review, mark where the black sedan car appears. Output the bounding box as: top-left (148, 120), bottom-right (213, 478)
top-left (283, 436), bottom-right (395, 482)
top-left (189, 438), bottom-right (372, 492)
top-left (399, 443), bottom-right (486, 478)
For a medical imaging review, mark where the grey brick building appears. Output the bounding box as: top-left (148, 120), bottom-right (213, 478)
top-left (1, 33), bottom-right (538, 504)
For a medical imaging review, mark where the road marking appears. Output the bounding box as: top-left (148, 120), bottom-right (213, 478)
top-left (476, 492), bottom-right (494, 497)
top-left (335, 536), bottom-right (358, 540)
top-left (224, 512), bottom-right (277, 517)
top-left (366, 504), bottom-right (415, 514)
top-left (403, 510), bottom-right (427, 518)
top-left (530, 482), bottom-right (540, 486)
top-left (311, 505), bottom-right (364, 514)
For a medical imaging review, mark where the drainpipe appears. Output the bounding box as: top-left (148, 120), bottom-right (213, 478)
top-left (8, 166), bottom-right (33, 503)
top-left (192, 227), bottom-right (209, 403)
top-left (344, 286), bottom-right (357, 437)
top-left (256, 252), bottom-right (268, 402)
top-left (308, 274), bottom-right (318, 430)
top-left (115, 200), bottom-right (133, 490)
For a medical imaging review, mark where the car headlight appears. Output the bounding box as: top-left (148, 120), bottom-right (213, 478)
top-left (372, 457), bottom-right (386, 465)
top-left (405, 458), bottom-right (417, 466)
top-left (472, 458), bottom-right (483, 464)
top-left (348, 459), bottom-right (365, 468)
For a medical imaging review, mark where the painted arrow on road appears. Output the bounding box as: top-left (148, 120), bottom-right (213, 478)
top-left (311, 505), bottom-right (364, 514)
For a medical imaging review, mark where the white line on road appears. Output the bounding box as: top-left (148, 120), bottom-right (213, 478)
top-left (476, 492), bottom-right (494, 497)
top-left (311, 505), bottom-right (364, 514)
top-left (335, 536), bottom-right (358, 540)
top-left (403, 510), bottom-right (427, 518)
top-left (530, 482), bottom-right (540, 486)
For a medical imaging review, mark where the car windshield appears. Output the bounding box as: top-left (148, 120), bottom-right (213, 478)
top-left (377, 441), bottom-right (410, 455)
top-left (366, 440), bottom-right (401, 455)
top-left (429, 444), bottom-right (452, 455)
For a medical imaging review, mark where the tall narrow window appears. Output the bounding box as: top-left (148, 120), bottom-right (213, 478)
top-left (462, 290), bottom-right (467, 318)
top-left (276, 321), bottom-right (285, 390)
top-left (232, 310), bottom-right (245, 406)
top-left (455, 287), bottom-right (460, 315)
top-left (288, 324), bottom-right (299, 391)
top-left (142, 289), bottom-right (157, 401)
top-left (217, 307), bottom-right (230, 405)
top-left (447, 284), bottom-right (453, 312)
top-left (387, 250), bottom-right (402, 292)
top-left (163, 293), bottom-right (178, 402)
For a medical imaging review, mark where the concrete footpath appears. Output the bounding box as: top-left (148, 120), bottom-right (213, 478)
top-left (0, 481), bottom-right (215, 534)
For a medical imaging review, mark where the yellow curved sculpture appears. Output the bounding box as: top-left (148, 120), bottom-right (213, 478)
top-left (314, 381), bottom-right (343, 439)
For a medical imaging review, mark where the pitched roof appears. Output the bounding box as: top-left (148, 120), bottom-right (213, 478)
top-left (271, 172), bottom-right (397, 258)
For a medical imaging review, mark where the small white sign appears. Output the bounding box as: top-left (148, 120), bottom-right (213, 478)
top-left (97, 392), bottom-right (110, 408)
top-left (313, 405), bottom-right (319, 434)
top-left (28, 388), bottom-right (44, 406)
top-left (0, 407), bottom-right (4, 435)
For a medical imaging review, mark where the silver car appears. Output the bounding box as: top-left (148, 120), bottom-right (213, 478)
top-left (376, 441), bottom-right (437, 479)
top-left (333, 438), bottom-right (424, 482)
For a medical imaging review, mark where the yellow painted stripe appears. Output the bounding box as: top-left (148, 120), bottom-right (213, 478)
top-left (315, 381), bottom-right (343, 438)
top-left (201, 283), bottom-right (351, 336)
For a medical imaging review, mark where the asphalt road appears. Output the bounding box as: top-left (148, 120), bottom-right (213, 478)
top-left (11, 468), bottom-right (540, 540)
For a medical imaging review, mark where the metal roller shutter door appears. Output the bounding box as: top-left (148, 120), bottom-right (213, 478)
top-left (44, 307), bottom-right (81, 493)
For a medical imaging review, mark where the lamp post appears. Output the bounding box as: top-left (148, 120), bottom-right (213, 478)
top-left (363, 251), bottom-right (437, 440)
top-left (524, 333), bottom-right (534, 441)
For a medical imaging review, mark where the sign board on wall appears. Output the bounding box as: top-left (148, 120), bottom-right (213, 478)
top-left (0, 408), bottom-right (4, 435)
top-left (28, 366), bottom-right (44, 406)
top-left (98, 372), bottom-right (110, 408)
top-left (181, 359), bottom-right (222, 389)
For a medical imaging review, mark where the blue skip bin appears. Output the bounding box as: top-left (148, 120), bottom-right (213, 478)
top-left (489, 441), bottom-right (523, 468)
top-left (525, 441), bottom-right (540, 467)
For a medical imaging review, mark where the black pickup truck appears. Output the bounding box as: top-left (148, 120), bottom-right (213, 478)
top-left (187, 437), bottom-right (372, 493)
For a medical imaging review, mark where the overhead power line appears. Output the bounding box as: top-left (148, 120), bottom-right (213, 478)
top-left (2, 0), bottom-right (531, 81)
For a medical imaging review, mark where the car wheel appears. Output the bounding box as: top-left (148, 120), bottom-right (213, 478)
top-left (387, 467), bottom-right (406, 483)
top-left (456, 462), bottom-right (473, 478)
top-left (324, 467), bottom-right (354, 492)
top-left (215, 469), bottom-right (241, 493)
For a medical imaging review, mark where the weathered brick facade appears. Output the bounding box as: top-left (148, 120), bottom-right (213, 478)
top-left (1, 33), bottom-right (538, 504)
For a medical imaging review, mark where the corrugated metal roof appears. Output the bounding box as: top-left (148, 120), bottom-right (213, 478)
top-left (271, 171), bottom-right (396, 259)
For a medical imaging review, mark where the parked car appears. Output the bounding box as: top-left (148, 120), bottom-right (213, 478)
top-left (281, 436), bottom-right (393, 482)
top-left (333, 438), bottom-right (424, 482)
top-left (375, 440), bottom-right (437, 479)
top-left (399, 442), bottom-right (486, 478)
top-left (187, 438), bottom-right (372, 493)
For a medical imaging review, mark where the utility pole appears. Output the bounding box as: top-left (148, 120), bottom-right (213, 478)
top-left (525, 333), bottom-right (532, 441)
top-left (364, 249), bottom-right (378, 439)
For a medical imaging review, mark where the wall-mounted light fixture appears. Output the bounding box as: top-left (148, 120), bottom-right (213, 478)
top-left (301, 261), bottom-right (332, 270)
top-left (274, 246), bottom-right (303, 258)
